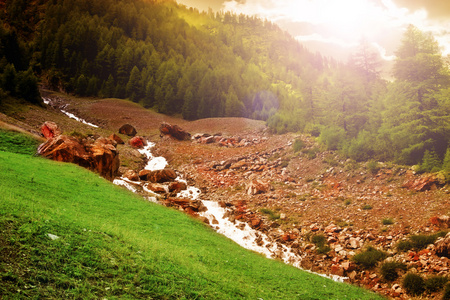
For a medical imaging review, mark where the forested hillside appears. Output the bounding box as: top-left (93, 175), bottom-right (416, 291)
top-left (1, 0), bottom-right (449, 171)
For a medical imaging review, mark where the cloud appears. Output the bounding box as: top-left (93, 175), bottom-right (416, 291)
top-left (222, 0), bottom-right (450, 59)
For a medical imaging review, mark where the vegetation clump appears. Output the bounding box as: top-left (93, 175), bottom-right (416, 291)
top-left (402, 273), bottom-right (425, 296)
top-left (311, 234), bottom-right (331, 254)
top-left (352, 246), bottom-right (386, 269)
top-left (380, 261), bottom-right (407, 281)
top-left (396, 232), bottom-right (447, 252)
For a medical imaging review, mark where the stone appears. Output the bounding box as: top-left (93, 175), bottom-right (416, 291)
top-left (330, 264), bottom-right (345, 277)
top-left (138, 169), bottom-right (151, 179)
top-left (246, 180), bottom-right (269, 195)
top-left (159, 123), bottom-right (190, 140)
top-left (129, 136), bottom-right (146, 148)
top-left (38, 135), bottom-right (119, 180)
top-left (145, 169), bottom-right (177, 183)
top-left (119, 124), bottom-right (137, 136)
top-left (435, 232), bottom-right (450, 258)
top-left (168, 181), bottom-right (188, 193)
top-left (145, 183), bottom-right (167, 193)
top-left (109, 133), bottom-right (124, 144)
top-left (348, 237), bottom-right (361, 249)
top-left (402, 175), bottom-right (441, 192)
top-left (123, 169), bottom-right (139, 181)
top-left (41, 121), bottom-right (61, 139)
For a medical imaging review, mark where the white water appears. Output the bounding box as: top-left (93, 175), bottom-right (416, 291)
top-left (42, 97), bottom-right (99, 128)
top-left (110, 139), bottom-right (348, 282)
top-left (40, 99), bottom-right (346, 282)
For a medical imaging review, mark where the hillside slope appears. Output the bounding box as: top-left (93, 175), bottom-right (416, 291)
top-left (0, 132), bottom-right (381, 299)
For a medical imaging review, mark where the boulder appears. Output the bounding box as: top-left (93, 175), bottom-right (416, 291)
top-left (109, 133), bottom-right (124, 144)
top-left (123, 169), bottom-right (139, 181)
top-left (138, 169), bottom-right (151, 180)
top-left (38, 135), bottom-right (119, 180)
top-left (435, 232), bottom-right (450, 258)
top-left (119, 124), bottom-right (137, 136)
top-left (143, 169), bottom-right (177, 183)
top-left (168, 181), bottom-right (188, 193)
top-left (145, 183), bottom-right (167, 193)
top-left (159, 123), bottom-right (191, 140)
top-left (246, 180), bottom-right (270, 195)
top-left (41, 121), bottom-right (61, 139)
top-left (402, 175), bottom-right (440, 192)
top-left (88, 137), bottom-right (120, 180)
top-left (129, 136), bottom-right (146, 149)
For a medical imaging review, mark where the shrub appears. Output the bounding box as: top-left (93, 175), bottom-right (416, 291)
top-left (367, 160), bottom-right (380, 174)
top-left (402, 273), bottom-right (425, 296)
top-left (293, 139), bottom-right (305, 153)
top-left (259, 208), bottom-right (280, 221)
top-left (418, 150), bottom-right (442, 173)
top-left (380, 261), bottom-right (407, 281)
top-left (397, 232), bottom-right (447, 251)
top-left (318, 126), bottom-right (346, 150)
top-left (424, 276), bottom-right (448, 293)
top-left (352, 247), bottom-right (386, 269)
top-left (443, 283), bottom-right (450, 300)
top-left (362, 204), bottom-right (372, 210)
top-left (396, 240), bottom-right (414, 252)
top-left (311, 234), bottom-right (331, 254)
top-left (381, 218), bottom-right (394, 225)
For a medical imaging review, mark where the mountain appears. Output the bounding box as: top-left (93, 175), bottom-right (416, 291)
top-left (1, 0), bottom-right (450, 167)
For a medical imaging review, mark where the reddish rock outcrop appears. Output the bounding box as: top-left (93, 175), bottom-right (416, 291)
top-left (435, 232), bottom-right (450, 258)
top-left (140, 168), bottom-right (177, 183)
top-left (159, 123), bottom-right (191, 140)
top-left (402, 175), bottom-right (440, 192)
top-left (246, 180), bottom-right (270, 195)
top-left (118, 124), bottom-right (137, 136)
top-left (38, 135), bottom-right (119, 180)
top-left (129, 136), bottom-right (146, 148)
top-left (41, 121), bottom-right (61, 139)
top-left (109, 133), bottom-right (124, 144)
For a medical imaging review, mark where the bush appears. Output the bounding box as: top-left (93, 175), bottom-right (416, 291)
top-left (402, 273), bottom-right (425, 296)
top-left (311, 234), bottom-right (331, 254)
top-left (418, 150), bottom-right (442, 173)
top-left (293, 139), bottom-right (305, 153)
top-left (352, 247), bottom-right (386, 269)
top-left (424, 276), bottom-right (448, 293)
top-left (397, 232), bottom-right (447, 252)
top-left (318, 126), bottom-right (346, 151)
top-left (443, 283), bottom-right (450, 300)
top-left (380, 261), bottom-right (407, 281)
top-left (367, 160), bottom-right (380, 174)
top-left (381, 218), bottom-right (394, 225)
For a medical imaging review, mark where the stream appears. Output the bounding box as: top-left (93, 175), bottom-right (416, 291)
top-left (42, 97), bottom-right (346, 283)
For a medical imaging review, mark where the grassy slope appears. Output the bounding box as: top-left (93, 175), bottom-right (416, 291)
top-left (0, 131), bottom-right (382, 299)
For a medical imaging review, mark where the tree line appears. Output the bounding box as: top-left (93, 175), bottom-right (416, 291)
top-left (0, 0), bottom-right (449, 174)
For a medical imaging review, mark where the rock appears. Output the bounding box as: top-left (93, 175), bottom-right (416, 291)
top-left (159, 123), bottom-right (191, 140)
top-left (201, 136), bottom-right (215, 144)
top-left (129, 136), bottom-right (146, 149)
top-left (41, 121), bottom-right (61, 139)
top-left (145, 183), bottom-right (167, 193)
top-left (168, 181), bottom-right (188, 193)
top-left (435, 232), bottom-right (450, 258)
top-left (330, 264), bottom-right (345, 277)
top-left (109, 133), bottom-right (124, 144)
top-left (119, 124), bottom-right (137, 136)
top-left (246, 180), bottom-right (269, 195)
top-left (348, 237), bottom-right (361, 249)
top-left (138, 169), bottom-right (151, 180)
top-left (402, 175), bottom-right (441, 192)
top-left (123, 169), bottom-right (139, 181)
top-left (144, 169), bottom-right (177, 183)
top-left (38, 135), bottom-right (119, 180)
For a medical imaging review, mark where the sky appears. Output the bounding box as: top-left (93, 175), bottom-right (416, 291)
top-left (176, 0), bottom-right (450, 62)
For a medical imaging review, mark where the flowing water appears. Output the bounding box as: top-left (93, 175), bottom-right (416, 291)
top-left (46, 102), bottom-right (346, 282)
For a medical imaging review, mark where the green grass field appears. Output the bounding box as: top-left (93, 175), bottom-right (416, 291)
top-left (0, 130), bottom-right (383, 299)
